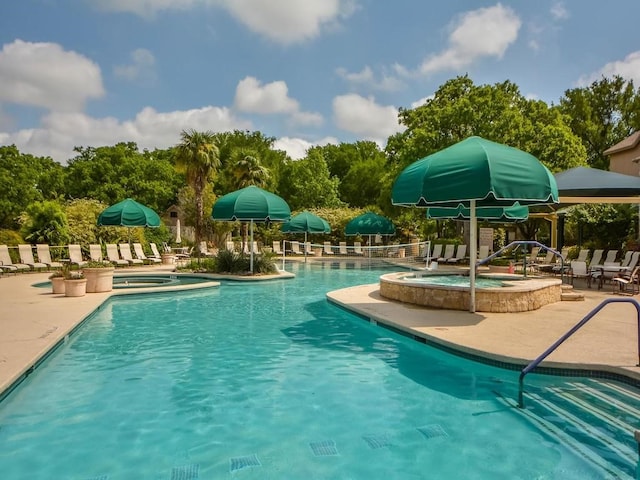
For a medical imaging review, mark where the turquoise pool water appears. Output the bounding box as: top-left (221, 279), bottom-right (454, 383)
top-left (403, 274), bottom-right (507, 288)
top-left (1, 262), bottom-right (638, 478)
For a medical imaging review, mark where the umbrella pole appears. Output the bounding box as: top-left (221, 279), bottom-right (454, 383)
top-left (250, 220), bottom-right (254, 273)
top-left (469, 200), bottom-right (477, 313)
top-left (304, 232), bottom-right (308, 263)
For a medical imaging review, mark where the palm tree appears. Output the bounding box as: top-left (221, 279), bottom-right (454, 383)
top-left (174, 129), bottom-right (220, 255)
top-left (230, 150), bottom-right (271, 250)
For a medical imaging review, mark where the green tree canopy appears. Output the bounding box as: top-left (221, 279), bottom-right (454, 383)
top-left (19, 200), bottom-right (69, 245)
top-left (559, 76), bottom-right (640, 170)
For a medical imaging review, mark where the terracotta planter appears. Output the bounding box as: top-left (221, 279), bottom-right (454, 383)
top-left (161, 253), bottom-right (175, 265)
top-left (50, 277), bottom-right (65, 294)
top-left (83, 267), bottom-right (115, 293)
top-left (64, 278), bottom-right (87, 297)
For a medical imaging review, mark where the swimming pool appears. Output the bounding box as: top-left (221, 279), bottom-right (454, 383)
top-left (1, 263), bottom-right (637, 478)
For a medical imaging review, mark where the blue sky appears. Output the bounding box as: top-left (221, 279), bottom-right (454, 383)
top-left (1, 0), bottom-right (639, 163)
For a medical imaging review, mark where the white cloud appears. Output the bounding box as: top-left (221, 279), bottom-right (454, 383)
top-left (92, 0), bottom-right (357, 44)
top-left (234, 76), bottom-right (322, 128)
top-left (273, 136), bottom-right (338, 160)
top-left (0, 40), bottom-right (104, 112)
top-left (410, 96), bottom-right (433, 109)
top-left (577, 51), bottom-right (640, 87)
top-left (1, 105), bottom-right (251, 163)
top-left (114, 48), bottom-right (156, 82)
top-left (418, 4), bottom-right (521, 75)
top-left (332, 94), bottom-right (403, 143)
top-left (234, 76), bottom-right (299, 114)
top-left (336, 65), bottom-right (404, 92)
top-left (550, 2), bottom-right (569, 21)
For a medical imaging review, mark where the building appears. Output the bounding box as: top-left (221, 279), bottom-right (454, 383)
top-left (604, 131), bottom-right (640, 176)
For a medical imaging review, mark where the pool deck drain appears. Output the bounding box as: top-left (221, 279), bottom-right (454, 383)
top-left (229, 454), bottom-right (261, 472)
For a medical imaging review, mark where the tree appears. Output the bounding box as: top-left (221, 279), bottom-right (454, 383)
top-left (0, 145), bottom-right (65, 229)
top-left (278, 150), bottom-right (342, 211)
top-left (173, 130), bottom-right (220, 254)
top-left (19, 200), bottom-right (69, 245)
top-left (230, 149), bottom-right (270, 188)
top-left (559, 76), bottom-right (640, 170)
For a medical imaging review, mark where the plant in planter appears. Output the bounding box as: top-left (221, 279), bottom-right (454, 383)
top-left (82, 260), bottom-right (115, 293)
top-left (49, 270), bottom-right (66, 294)
top-left (63, 266), bottom-right (87, 297)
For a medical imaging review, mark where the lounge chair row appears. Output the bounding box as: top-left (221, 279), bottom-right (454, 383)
top-left (422, 244), bottom-right (468, 264)
top-left (271, 241), bottom-right (366, 256)
top-left (0, 243), bottom-right (165, 273)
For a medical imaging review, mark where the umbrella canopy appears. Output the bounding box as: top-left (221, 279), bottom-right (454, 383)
top-left (555, 166), bottom-right (640, 204)
top-left (426, 203), bottom-right (529, 222)
top-left (97, 198), bottom-right (161, 227)
top-left (345, 212), bottom-right (395, 236)
top-left (212, 185), bottom-right (291, 221)
top-left (212, 186), bottom-right (291, 273)
top-left (392, 136), bottom-right (558, 313)
top-left (392, 136), bottom-right (558, 208)
top-left (281, 211), bottom-right (331, 234)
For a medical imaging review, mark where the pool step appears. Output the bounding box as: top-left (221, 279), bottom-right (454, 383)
top-left (560, 285), bottom-right (585, 301)
top-left (513, 379), bottom-right (640, 478)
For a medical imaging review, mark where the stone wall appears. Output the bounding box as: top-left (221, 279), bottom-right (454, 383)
top-left (379, 273), bottom-right (562, 313)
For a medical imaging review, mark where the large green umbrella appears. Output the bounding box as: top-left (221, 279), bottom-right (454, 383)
top-left (97, 198), bottom-right (161, 243)
top-left (98, 198), bottom-right (161, 227)
top-left (211, 186), bottom-right (291, 273)
top-left (426, 202), bottom-right (529, 222)
top-left (345, 212), bottom-right (395, 236)
top-left (392, 136), bottom-right (558, 312)
top-left (281, 211), bottom-right (330, 262)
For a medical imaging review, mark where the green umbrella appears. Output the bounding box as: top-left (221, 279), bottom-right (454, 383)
top-left (97, 198), bottom-right (161, 243)
top-left (212, 186), bottom-right (291, 273)
top-left (345, 212), bottom-right (395, 236)
top-left (281, 211), bottom-right (330, 262)
top-left (426, 202), bottom-right (529, 222)
top-left (97, 198), bottom-right (161, 227)
top-left (392, 136), bottom-right (558, 312)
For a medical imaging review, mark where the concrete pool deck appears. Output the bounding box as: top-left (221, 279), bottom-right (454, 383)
top-left (1, 265), bottom-right (639, 399)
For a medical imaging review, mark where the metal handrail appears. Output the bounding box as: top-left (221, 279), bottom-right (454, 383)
top-left (518, 297), bottom-right (640, 408)
top-left (476, 240), bottom-right (565, 281)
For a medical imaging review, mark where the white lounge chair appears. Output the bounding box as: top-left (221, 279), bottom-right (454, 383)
top-left (272, 241), bottom-right (283, 255)
top-left (105, 244), bottom-right (128, 267)
top-left (119, 243), bottom-right (144, 265)
top-left (603, 249), bottom-right (618, 265)
top-left (89, 244), bottom-right (109, 264)
top-left (290, 241), bottom-right (303, 255)
top-left (437, 244), bottom-right (455, 263)
top-left (0, 244), bottom-right (30, 272)
top-left (447, 244), bottom-right (467, 264)
top-left (478, 245), bottom-right (490, 260)
top-left (149, 243), bottom-right (163, 261)
top-left (431, 244), bottom-right (443, 261)
top-left (36, 244), bottom-right (63, 269)
top-left (199, 241), bottom-right (217, 257)
top-left (134, 243), bottom-right (161, 263)
top-left (339, 242), bottom-right (348, 255)
top-left (612, 265), bottom-right (640, 295)
top-left (569, 261), bottom-right (591, 286)
top-left (353, 241), bottom-right (364, 255)
top-left (323, 241), bottom-right (334, 255)
top-left (67, 244), bottom-right (88, 268)
top-left (304, 242), bottom-right (314, 255)
top-left (225, 241), bottom-right (236, 253)
top-left (18, 244), bottom-right (47, 270)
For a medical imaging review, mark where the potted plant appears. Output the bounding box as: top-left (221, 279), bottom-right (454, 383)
top-left (49, 270), bottom-right (66, 294)
top-left (82, 260), bottom-right (115, 293)
top-left (64, 267), bottom-right (87, 297)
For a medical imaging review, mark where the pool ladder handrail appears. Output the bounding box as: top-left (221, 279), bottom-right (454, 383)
top-left (476, 240), bottom-right (565, 281)
top-left (517, 297), bottom-right (640, 408)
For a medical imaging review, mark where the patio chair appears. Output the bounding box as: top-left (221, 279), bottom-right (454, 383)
top-left (386, 243), bottom-right (400, 257)
top-left (67, 244), bottom-right (88, 268)
top-left (516, 246), bottom-right (540, 272)
top-left (431, 244), bottom-right (443, 262)
top-left (225, 241), bottom-right (236, 253)
top-left (89, 244), bottom-right (109, 264)
top-left (272, 241), bottom-right (283, 255)
top-left (602, 249), bottom-right (618, 265)
top-left (478, 245), bottom-right (490, 261)
top-left (0, 244), bottom-right (30, 272)
top-left (36, 244), bottom-right (63, 270)
top-left (353, 241), bottom-right (364, 256)
top-left (612, 265), bottom-right (640, 295)
top-left (290, 241), bottom-right (303, 255)
top-left (304, 242), bottom-right (314, 255)
top-left (569, 261), bottom-right (591, 287)
top-left (533, 250), bottom-right (556, 273)
top-left (323, 241), bottom-right (334, 255)
top-left (339, 242), bottom-right (348, 255)
top-left (18, 244), bottom-right (47, 271)
top-left (149, 243), bottom-right (163, 261)
top-left (119, 243), bottom-right (144, 265)
top-left (199, 241), bottom-right (217, 257)
top-left (587, 249), bottom-right (604, 269)
top-left (619, 250), bottom-right (633, 268)
top-left (437, 244), bottom-right (455, 263)
top-left (447, 244), bottom-right (467, 264)
top-left (105, 244), bottom-right (129, 267)
top-left (134, 243), bottom-right (161, 263)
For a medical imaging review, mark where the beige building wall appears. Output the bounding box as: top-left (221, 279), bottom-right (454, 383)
top-left (609, 148), bottom-right (640, 176)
